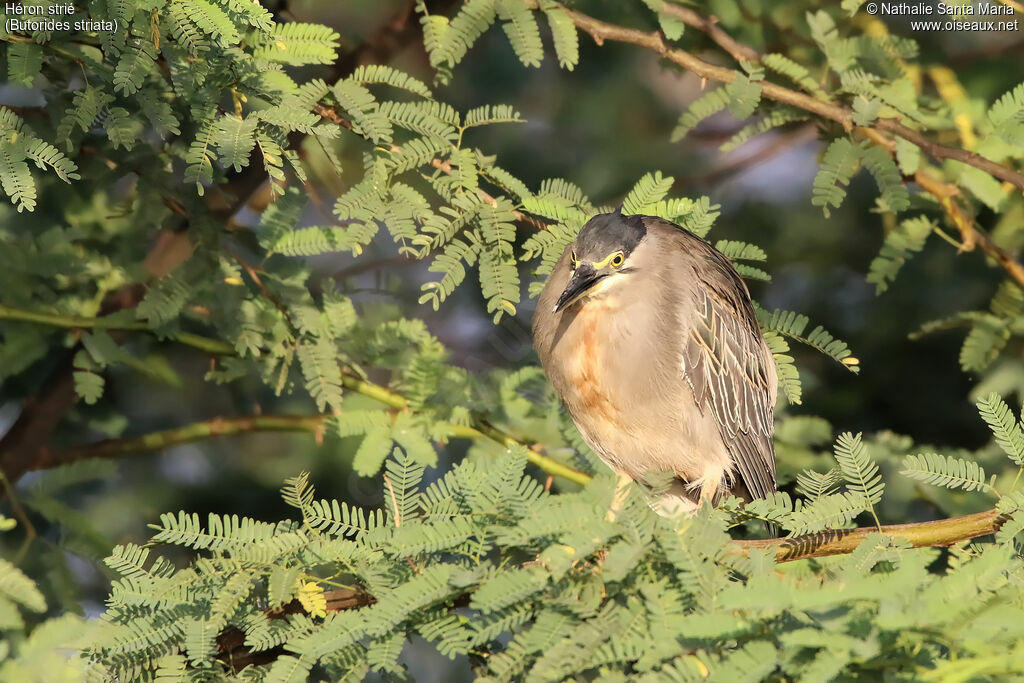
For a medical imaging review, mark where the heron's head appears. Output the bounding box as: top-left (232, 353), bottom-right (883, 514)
top-left (553, 210), bottom-right (648, 313)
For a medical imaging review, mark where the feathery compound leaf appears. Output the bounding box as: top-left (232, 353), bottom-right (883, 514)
top-left (988, 81), bottom-right (1024, 128)
top-left (762, 53), bottom-right (823, 95)
top-left (733, 263), bottom-right (771, 281)
top-left (720, 108), bottom-right (810, 153)
top-left (282, 471), bottom-right (315, 511)
top-left (214, 115), bottom-right (258, 171)
top-left (990, 280), bottom-right (1024, 318)
top-left (167, 3), bottom-right (211, 55)
top-left (479, 248), bottom-right (520, 322)
top-left (796, 468), bottom-right (842, 501)
top-left (499, 0), bottom-right (543, 68)
top-left (786, 490), bottom-right (867, 535)
top-left (348, 65), bottom-right (432, 97)
top-left (305, 498), bottom-right (384, 537)
top-left (541, 1), bottom-right (579, 70)
top-left (0, 138), bottom-right (36, 212)
top-left (464, 104), bottom-right (524, 128)
top-left (763, 331), bottom-right (801, 405)
top-left (471, 566), bottom-right (548, 613)
top-left (333, 80), bottom-right (392, 144)
top-left (834, 432), bottom-right (884, 506)
top-left (901, 453), bottom-right (993, 492)
top-left (379, 101), bottom-right (457, 141)
top-left (724, 74), bottom-right (763, 120)
top-left (622, 171), bottom-right (674, 214)
top-left (6, 43), bottom-right (43, 86)
top-left (184, 116), bottom-right (219, 193)
top-left (297, 338), bottom-right (344, 412)
top-left (113, 47), bottom-right (155, 96)
top-left (187, 0), bottom-right (240, 45)
top-left (860, 143), bottom-right (910, 212)
top-left (104, 108), bottom-right (144, 151)
top-left (671, 88), bottom-right (730, 142)
top-left (0, 558), bottom-right (46, 613)
top-left (959, 314), bottom-right (1009, 373)
top-left (708, 641), bottom-right (778, 683)
top-left (812, 137), bottom-right (860, 217)
top-left (257, 22), bottom-right (339, 65)
top-left (221, 0), bottom-right (274, 30)
top-left (384, 450), bottom-right (425, 526)
top-left (977, 393), bottom-right (1024, 466)
top-left (715, 240), bottom-right (766, 262)
top-left (867, 215), bottom-right (933, 294)
top-left (757, 308), bottom-right (858, 372)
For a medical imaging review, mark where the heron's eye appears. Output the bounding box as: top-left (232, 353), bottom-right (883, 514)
top-left (610, 252), bottom-right (624, 268)
top-left (570, 251), bottom-right (578, 270)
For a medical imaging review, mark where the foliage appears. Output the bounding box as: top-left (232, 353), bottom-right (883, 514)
top-left (2, 0), bottom-right (1024, 680)
top-left (85, 434), bottom-right (1024, 680)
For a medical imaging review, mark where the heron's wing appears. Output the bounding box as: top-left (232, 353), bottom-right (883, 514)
top-left (677, 237), bottom-right (777, 500)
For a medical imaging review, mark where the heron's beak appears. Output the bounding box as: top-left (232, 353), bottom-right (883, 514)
top-left (554, 264), bottom-right (605, 313)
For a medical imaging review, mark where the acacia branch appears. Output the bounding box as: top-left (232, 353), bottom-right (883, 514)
top-left (548, 2), bottom-right (1024, 192)
top-left (312, 104), bottom-right (548, 230)
top-left (0, 305), bottom-right (590, 486)
top-left (660, 4), bottom-right (759, 62)
top-left (733, 507), bottom-right (1006, 562)
top-left (858, 127), bottom-right (1024, 289)
top-left (213, 506), bottom-right (1009, 668)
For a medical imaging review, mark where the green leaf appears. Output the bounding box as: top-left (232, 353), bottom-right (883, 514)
top-left (834, 432), bottom-right (884, 505)
top-left (213, 115), bottom-right (258, 171)
top-left (901, 453), bottom-right (993, 492)
top-left (725, 74), bottom-right (762, 120)
top-left (0, 557), bottom-right (46, 613)
top-left (867, 216), bottom-right (933, 294)
top-left (348, 64), bottom-right (432, 97)
top-left (499, 0), bottom-right (543, 68)
top-left (861, 144), bottom-right (910, 212)
top-left (541, 2), bottom-right (579, 69)
top-left (6, 43), bottom-right (43, 86)
top-left (812, 138), bottom-right (860, 217)
top-left (977, 393), bottom-right (1024, 466)
top-left (0, 137), bottom-right (36, 212)
top-left (672, 88), bottom-right (730, 142)
top-left (622, 171), bottom-right (674, 214)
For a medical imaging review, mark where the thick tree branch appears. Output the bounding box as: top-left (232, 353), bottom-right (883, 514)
top-left (548, 2), bottom-right (1024, 192)
top-left (733, 507), bottom-right (1006, 562)
top-left (0, 305), bottom-right (590, 486)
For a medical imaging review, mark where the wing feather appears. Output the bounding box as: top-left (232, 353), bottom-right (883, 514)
top-left (654, 218), bottom-right (777, 500)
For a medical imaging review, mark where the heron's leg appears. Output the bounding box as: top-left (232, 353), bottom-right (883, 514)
top-left (698, 479), bottom-right (719, 508)
top-left (605, 472), bottom-right (634, 522)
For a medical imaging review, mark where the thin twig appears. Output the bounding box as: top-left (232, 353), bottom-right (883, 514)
top-left (660, 4), bottom-right (760, 62)
top-left (0, 470), bottom-right (36, 561)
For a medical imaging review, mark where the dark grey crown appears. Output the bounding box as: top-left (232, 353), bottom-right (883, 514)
top-left (575, 210), bottom-right (647, 258)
